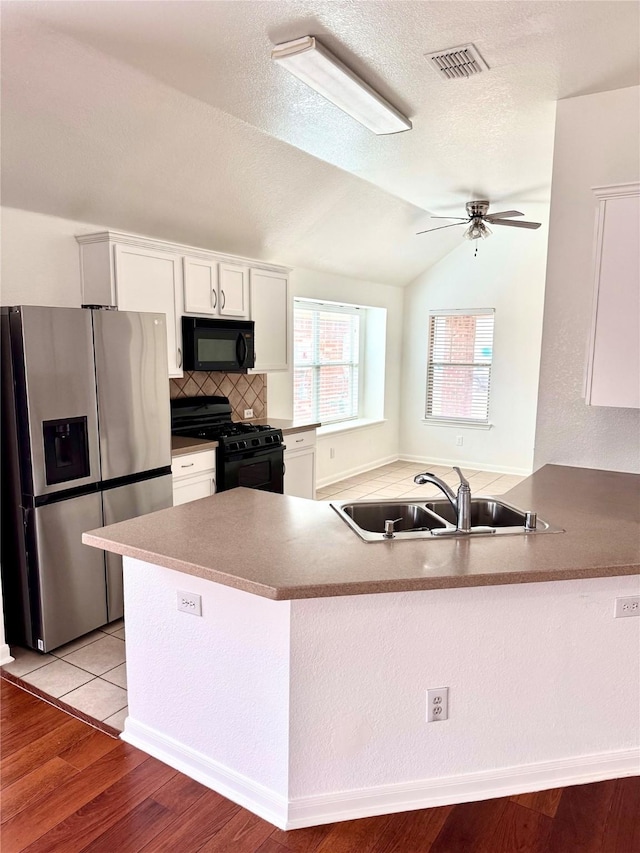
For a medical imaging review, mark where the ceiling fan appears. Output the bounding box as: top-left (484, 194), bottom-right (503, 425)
top-left (417, 200), bottom-right (542, 241)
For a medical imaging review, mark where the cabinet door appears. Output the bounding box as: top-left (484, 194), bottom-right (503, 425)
top-left (219, 263), bottom-right (249, 317)
top-left (284, 448), bottom-right (316, 499)
top-left (173, 472), bottom-right (216, 505)
top-left (250, 269), bottom-right (289, 371)
top-left (184, 256), bottom-right (218, 315)
top-left (586, 186), bottom-right (640, 408)
top-left (114, 244), bottom-right (184, 377)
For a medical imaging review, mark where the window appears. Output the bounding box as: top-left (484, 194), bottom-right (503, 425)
top-left (426, 310), bottom-right (495, 423)
top-left (293, 300), bottom-right (362, 425)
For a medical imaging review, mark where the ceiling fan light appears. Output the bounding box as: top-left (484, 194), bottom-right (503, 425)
top-left (271, 36), bottom-right (412, 135)
top-left (464, 220), bottom-right (492, 241)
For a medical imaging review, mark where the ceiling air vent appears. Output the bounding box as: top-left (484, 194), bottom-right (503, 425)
top-left (424, 43), bottom-right (489, 80)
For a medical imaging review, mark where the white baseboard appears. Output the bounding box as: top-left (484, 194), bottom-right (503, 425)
top-left (286, 748), bottom-right (640, 829)
top-left (399, 454), bottom-right (531, 477)
top-left (316, 454), bottom-right (399, 489)
top-left (121, 718), bottom-right (290, 829)
top-left (0, 644), bottom-right (14, 666)
top-left (121, 717), bottom-right (639, 831)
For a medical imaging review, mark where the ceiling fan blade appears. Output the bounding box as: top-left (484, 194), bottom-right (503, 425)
top-left (489, 219), bottom-right (541, 229)
top-left (429, 216), bottom-right (469, 221)
top-left (416, 222), bottom-right (468, 235)
top-left (485, 210), bottom-right (524, 220)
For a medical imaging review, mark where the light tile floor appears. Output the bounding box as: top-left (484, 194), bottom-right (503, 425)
top-left (3, 461), bottom-right (524, 732)
top-left (2, 619), bottom-right (128, 731)
top-left (316, 461), bottom-right (524, 503)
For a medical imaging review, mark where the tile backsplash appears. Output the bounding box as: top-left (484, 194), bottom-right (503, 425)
top-left (169, 372), bottom-right (267, 422)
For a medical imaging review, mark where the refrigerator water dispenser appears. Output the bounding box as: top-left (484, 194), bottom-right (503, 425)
top-left (43, 416), bottom-right (90, 485)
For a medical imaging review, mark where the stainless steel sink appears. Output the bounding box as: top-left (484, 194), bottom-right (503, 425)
top-left (330, 496), bottom-right (563, 542)
top-left (341, 502), bottom-right (448, 541)
top-left (424, 498), bottom-right (529, 528)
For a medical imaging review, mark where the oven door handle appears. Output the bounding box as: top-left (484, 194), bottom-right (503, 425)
top-left (225, 444), bottom-right (283, 462)
top-left (236, 333), bottom-right (248, 368)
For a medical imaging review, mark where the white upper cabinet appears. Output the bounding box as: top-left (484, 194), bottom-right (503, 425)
top-left (183, 256), bottom-right (218, 315)
top-left (218, 263), bottom-right (249, 317)
top-left (183, 258), bottom-right (249, 318)
top-left (585, 183), bottom-right (640, 408)
top-left (250, 268), bottom-right (289, 372)
top-left (112, 243), bottom-right (184, 378)
top-left (78, 231), bottom-right (289, 376)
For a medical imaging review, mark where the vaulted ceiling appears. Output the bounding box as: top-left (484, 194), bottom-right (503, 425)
top-left (2, 1), bottom-right (638, 284)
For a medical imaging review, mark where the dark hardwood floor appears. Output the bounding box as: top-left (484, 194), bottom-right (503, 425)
top-left (1, 678), bottom-right (638, 852)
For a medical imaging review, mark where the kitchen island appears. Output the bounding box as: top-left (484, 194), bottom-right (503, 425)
top-left (83, 465), bottom-right (640, 829)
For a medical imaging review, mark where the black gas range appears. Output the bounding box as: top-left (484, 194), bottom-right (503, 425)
top-left (171, 396), bottom-right (285, 494)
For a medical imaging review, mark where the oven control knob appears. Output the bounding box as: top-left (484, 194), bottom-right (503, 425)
top-left (251, 438), bottom-right (260, 446)
top-left (238, 440), bottom-right (248, 450)
top-left (265, 435), bottom-right (273, 444)
top-left (228, 441), bottom-right (239, 451)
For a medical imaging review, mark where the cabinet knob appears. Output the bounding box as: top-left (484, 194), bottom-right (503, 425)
top-left (212, 289), bottom-right (217, 309)
top-left (220, 290), bottom-right (226, 310)
top-left (177, 347), bottom-right (182, 368)
top-left (181, 462), bottom-right (195, 468)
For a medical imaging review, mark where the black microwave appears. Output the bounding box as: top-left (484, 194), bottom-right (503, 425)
top-left (181, 317), bottom-right (255, 372)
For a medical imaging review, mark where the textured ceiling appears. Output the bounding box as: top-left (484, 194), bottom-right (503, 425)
top-left (2, 1), bottom-right (639, 285)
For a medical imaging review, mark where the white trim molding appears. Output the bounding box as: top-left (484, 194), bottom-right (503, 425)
top-left (285, 748), bottom-right (640, 829)
top-left (122, 717), bottom-right (639, 830)
top-left (399, 454), bottom-right (531, 477)
top-left (122, 718), bottom-right (290, 829)
top-left (0, 644), bottom-right (15, 666)
top-left (76, 230), bottom-right (291, 274)
top-left (316, 452), bottom-right (398, 489)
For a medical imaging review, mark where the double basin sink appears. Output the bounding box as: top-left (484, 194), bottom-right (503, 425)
top-left (330, 497), bottom-right (563, 542)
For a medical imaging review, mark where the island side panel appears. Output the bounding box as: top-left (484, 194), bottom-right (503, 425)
top-left (120, 557), bottom-right (292, 821)
top-left (287, 575), bottom-right (640, 823)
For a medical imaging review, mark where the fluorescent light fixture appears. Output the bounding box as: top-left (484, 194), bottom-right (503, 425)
top-left (271, 36), bottom-right (412, 135)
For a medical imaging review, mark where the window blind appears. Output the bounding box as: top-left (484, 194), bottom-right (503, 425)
top-left (426, 311), bottom-right (495, 422)
top-left (294, 300), bottom-right (361, 425)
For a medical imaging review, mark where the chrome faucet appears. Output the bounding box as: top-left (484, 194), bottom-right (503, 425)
top-left (414, 467), bottom-right (472, 533)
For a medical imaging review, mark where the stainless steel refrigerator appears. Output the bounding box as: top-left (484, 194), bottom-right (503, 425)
top-left (1, 306), bottom-right (172, 652)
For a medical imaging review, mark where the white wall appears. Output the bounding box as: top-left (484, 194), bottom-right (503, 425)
top-left (399, 206), bottom-right (550, 475)
top-left (534, 86), bottom-right (640, 473)
top-left (122, 557), bottom-right (640, 829)
top-left (123, 560), bottom-right (292, 799)
top-left (1, 207), bottom-right (104, 306)
top-left (289, 575), bottom-right (639, 806)
top-left (269, 267), bottom-right (404, 486)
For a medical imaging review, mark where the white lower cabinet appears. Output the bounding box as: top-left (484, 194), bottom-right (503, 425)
top-left (283, 430), bottom-right (316, 500)
top-left (172, 450), bottom-right (216, 506)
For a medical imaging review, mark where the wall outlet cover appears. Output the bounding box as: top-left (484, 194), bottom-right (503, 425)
top-left (614, 596), bottom-right (640, 618)
top-left (243, 408), bottom-right (254, 419)
top-left (177, 591), bottom-right (202, 616)
top-left (426, 686), bottom-right (449, 722)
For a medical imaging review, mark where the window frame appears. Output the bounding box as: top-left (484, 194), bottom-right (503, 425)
top-left (424, 308), bottom-right (495, 426)
top-left (293, 298), bottom-right (365, 426)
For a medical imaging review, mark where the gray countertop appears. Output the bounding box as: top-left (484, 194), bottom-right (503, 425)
top-left (84, 465), bottom-right (640, 599)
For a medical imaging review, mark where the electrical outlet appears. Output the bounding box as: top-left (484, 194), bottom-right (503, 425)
top-left (243, 408), bottom-right (254, 419)
top-left (455, 436), bottom-right (463, 446)
top-left (177, 591), bottom-right (202, 616)
top-left (426, 687), bottom-right (449, 722)
top-left (330, 447), bottom-right (335, 459)
top-left (614, 596), bottom-right (640, 618)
